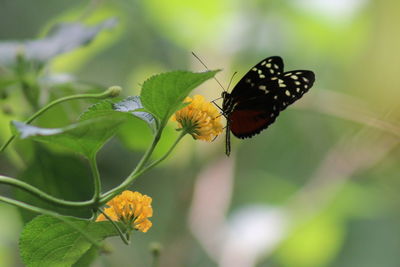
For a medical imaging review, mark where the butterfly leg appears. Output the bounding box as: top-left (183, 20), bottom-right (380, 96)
top-left (225, 123), bottom-right (231, 156)
top-left (211, 125), bottom-right (227, 142)
top-left (212, 100), bottom-right (223, 112)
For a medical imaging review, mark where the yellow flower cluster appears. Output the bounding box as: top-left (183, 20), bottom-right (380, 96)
top-left (96, 190), bottom-right (153, 233)
top-left (172, 95), bottom-right (223, 141)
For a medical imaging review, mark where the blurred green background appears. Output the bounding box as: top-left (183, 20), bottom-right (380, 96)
top-left (1, 0), bottom-right (400, 266)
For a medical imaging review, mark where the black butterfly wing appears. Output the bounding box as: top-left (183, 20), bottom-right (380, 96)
top-left (272, 70), bottom-right (315, 111)
top-left (229, 56), bottom-right (284, 100)
top-left (228, 69), bottom-right (315, 139)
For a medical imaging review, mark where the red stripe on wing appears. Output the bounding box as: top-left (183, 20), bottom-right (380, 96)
top-left (229, 110), bottom-right (270, 138)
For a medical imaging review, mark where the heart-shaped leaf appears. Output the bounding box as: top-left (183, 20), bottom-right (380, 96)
top-left (19, 215), bottom-right (119, 267)
top-left (140, 70), bottom-right (219, 126)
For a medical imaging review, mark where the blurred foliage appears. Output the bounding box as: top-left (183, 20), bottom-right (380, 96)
top-left (1, 0), bottom-right (400, 266)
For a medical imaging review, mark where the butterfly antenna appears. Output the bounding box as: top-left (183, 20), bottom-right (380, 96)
top-left (191, 52), bottom-right (226, 92)
top-left (227, 71), bottom-right (238, 91)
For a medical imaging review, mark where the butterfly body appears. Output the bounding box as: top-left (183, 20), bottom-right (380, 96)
top-left (222, 56), bottom-right (315, 155)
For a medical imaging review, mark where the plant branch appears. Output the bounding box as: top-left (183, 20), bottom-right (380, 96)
top-left (89, 155), bottom-right (101, 204)
top-left (137, 130), bottom-right (187, 177)
top-left (99, 209), bottom-right (130, 245)
top-left (99, 125), bottom-right (164, 202)
top-left (100, 128), bottom-right (187, 204)
top-left (0, 175), bottom-right (96, 208)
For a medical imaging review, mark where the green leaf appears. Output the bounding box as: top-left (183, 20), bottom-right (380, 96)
top-left (11, 116), bottom-right (125, 158)
top-left (80, 97), bottom-right (157, 132)
top-left (78, 99), bottom-right (117, 121)
top-left (140, 70), bottom-right (219, 125)
top-left (72, 246), bottom-right (99, 267)
top-left (12, 101), bottom-right (125, 157)
top-left (113, 96), bottom-right (158, 133)
top-left (15, 146), bottom-right (93, 223)
top-left (19, 215), bottom-right (119, 267)
top-left (12, 97), bottom-right (155, 157)
top-left (0, 18), bottom-right (118, 66)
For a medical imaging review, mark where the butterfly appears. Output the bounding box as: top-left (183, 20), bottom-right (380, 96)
top-left (221, 56), bottom-right (315, 156)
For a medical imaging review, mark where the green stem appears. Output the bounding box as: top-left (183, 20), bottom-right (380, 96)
top-left (0, 86), bottom-right (121, 152)
top-left (99, 125), bottom-right (164, 202)
top-left (0, 195), bottom-right (101, 248)
top-left (151, 255), bottom-right (160, 267)
top-left (89, 155), bottom-right (101, 204)
top-left (0, 175), bottom-right (96, 208)
top-left (150, 242), bottom-right (162, 267)
top-left (99, 209), bottom-right (130, 245)
top-left (100, 129), bottom-right (187, 204)
top-left (137, 130), bottom-right (187, 177)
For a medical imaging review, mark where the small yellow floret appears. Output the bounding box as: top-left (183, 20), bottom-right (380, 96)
top-left (96, 190), bottom-right (153, 233)
top-left (172, 95), bottom-right (223, 141)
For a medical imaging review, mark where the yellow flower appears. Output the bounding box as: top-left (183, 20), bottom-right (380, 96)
top-left (172, 95), bottom-right (223, 141)
top-left (96, 190), bottom-right (153, 233)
